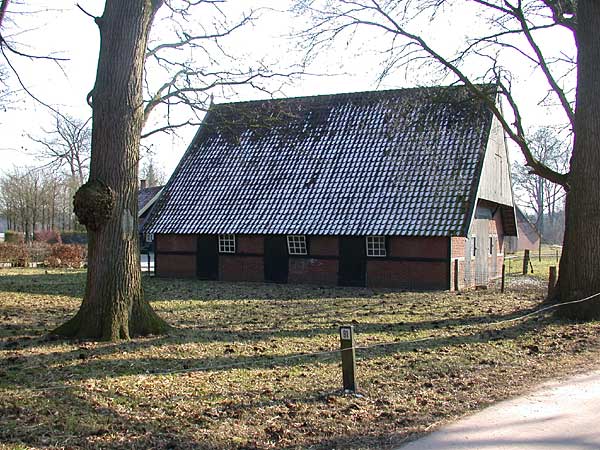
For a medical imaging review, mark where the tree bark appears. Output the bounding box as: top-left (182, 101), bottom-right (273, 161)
top-left (54, 0), bottom-right (169, 340)
top-left (555, 0), bottom-right (600, 319)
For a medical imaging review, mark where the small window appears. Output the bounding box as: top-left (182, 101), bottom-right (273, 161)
top-left (471, 237), bottom-right (477, 257)
top-left (218, 234), bottom-right (235, 253)
top-left (366, 236), bottom-right (386, 257)
top-left (287, 235), bottom-right (307, 255)
top-left (489, 236), bottom-right (494, 256)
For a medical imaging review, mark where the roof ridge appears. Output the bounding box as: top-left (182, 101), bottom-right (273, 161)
top-left (211, 83), bottom-right (496, 108)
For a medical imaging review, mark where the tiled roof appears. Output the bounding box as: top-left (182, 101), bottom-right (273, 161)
top-left (138, 186), bottom-right (163, 212)
top-left (145, 85), bottom-right (496, 237)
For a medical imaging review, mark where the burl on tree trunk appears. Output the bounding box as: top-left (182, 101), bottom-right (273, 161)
top-left (555, 0), bottom-right (600, 320)
top-left (53, 0), bottom-right (170, 340)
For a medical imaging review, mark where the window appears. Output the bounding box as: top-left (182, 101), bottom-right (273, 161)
top-left (287, 235), bottom-right (307, 255)
top-left (471, 237), bottom-right (477, 257)
top-left (218, 234), bottom-right (235, 253)
top-left (489, 236), bottom-right (494, 256)
top-left (366, 236), bottom-right (386, 257)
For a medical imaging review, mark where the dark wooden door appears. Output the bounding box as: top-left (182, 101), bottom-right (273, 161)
top-left (264, 235), bottom-right (288, 283)
top-left (197, 235), bottom-right (218, 280)
top-left (338, 236), bottom-right (366, 287)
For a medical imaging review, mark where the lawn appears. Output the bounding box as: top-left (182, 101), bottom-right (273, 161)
top-left (1, 268), bottom-right (599, 450)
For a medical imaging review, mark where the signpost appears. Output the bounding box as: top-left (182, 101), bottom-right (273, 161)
top-left (339, 325), bottom-right (357, 393)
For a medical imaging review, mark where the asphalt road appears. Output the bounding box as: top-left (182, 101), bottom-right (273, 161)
top-left (399, 369), bottom-right (600, 450)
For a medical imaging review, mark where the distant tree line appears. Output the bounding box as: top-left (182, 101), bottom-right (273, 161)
top-left (0, 169), bottom-right (83, 241)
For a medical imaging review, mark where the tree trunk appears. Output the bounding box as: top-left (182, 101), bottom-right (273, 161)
top-left (556, 0), bottom-right (600, 319)
top-left (54, 0), bottom-right (169, 340)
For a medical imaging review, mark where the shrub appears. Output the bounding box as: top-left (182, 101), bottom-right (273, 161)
top-left (46, 244), bottom-right (87, 268)
top-left (4, 231), bottom-right (24, 244)
top-left (61, 231), bottom-right (88, 245)
top-left (34, 230), bottom-right (62, 244)
top-left (0, 243), bottom-right (29, 266)
top-left (29, 242), bottom-right (52, 263)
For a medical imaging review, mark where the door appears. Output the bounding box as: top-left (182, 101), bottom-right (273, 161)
top-left (197, 235), bottom-right (218, 280)
top-left (264, 235), bottom-right (289, 283)
top-left (338, 236), bottom-right (366, 287)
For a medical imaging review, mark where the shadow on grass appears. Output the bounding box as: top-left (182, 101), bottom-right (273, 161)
top-left (0, 312), bottom-right (550, 391)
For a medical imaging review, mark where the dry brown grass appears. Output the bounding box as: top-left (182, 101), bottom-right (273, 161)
top-left (1, 268), bottom-right (599, 450)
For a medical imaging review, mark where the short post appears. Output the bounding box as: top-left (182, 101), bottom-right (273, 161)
top-left (501, 263), bottom-right (505, 294)
top-left (454, 259), bottom-right (459, 292)
top-left (522, 250), bottom-right (530, 275)
top-left (147, 252), bottom-right (151, 273)
top-left (548, 266), bottom-right (557, 297)
top-left (339, 326), bottom-right (357, 393)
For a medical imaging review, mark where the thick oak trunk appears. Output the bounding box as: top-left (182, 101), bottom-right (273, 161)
top-left (54, 0), bottom-right (169, 340)
top-left (556, 0), bottom-right (600, 319)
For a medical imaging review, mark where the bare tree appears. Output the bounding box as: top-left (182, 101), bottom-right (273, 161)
top-left (513, 127), bottom-right (569, 240)
top-left (295, 0), bottom-right (600, 318)
top-left (29, 114), bottom-right (91, 184)
top-left (140, 156), bottom-right (166, 187)
top-left (54, 0), bottom-right (170, 340)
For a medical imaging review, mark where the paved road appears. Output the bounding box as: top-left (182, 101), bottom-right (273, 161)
top-left (399, 370), bottom-right (600, 450)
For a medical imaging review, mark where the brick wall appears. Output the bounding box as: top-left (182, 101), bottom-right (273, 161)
top-left (155, 234), bottom-right (197, 278)
top-left (219, 255), bottom-right (264, 282)
top-left (237, 235), bottom-right (263, 254)
top-left (155, 254), bottom-right (196, 278)
top-left (367, 259), bottom-right (448, 290)
top-left (309, 236), bottom-right (338, 256)
top-left (289, 258), bottom-right (338, 285)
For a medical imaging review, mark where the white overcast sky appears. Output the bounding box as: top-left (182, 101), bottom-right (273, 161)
top-left (0, 0), bottom-right (575, 178)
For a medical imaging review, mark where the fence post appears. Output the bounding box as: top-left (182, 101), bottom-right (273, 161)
top-left (548, 266), bottom-right (557, 297)
top-left (339, 326), bottom-right (357, 393)
top-left (501, 264), bottom-right (505, 293)
top-left (522, 250), bottom-right (530, 275)
top-left (454, 259), bottom-right (459, 292)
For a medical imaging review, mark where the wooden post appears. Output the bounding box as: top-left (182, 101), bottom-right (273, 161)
top-left (522, 250), bottom-right (530, 275)
top-left (147, 252), bottom-right (151, 273)
top-left (454, 259), bottom-right (459, 292)
top-left (548, 266), bottom-right (557, 297)
top-left (501, 264), bottom-right (505, 293)
top-left (339, 326), bottom-right (357, 393)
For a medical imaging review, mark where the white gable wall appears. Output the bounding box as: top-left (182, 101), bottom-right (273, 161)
top-left (476, 115), bottom-right (514, 207)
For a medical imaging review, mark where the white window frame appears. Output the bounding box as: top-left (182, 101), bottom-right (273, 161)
top-left (366, 236), bottom-right (387, 257)
top-left (218, 234), bottom-right (236, 254)
top-left (287, 235), bottom-right (307, 255)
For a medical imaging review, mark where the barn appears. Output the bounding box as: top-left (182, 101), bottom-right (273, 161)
top-left (144, 85), bottom-right (517, 290)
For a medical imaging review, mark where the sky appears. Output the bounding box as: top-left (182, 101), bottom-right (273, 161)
top-left (0, 0), bottom-right (576, 180)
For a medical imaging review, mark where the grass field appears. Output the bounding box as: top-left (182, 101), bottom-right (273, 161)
top-left (1, 268), bottom-right (599, 450)
top-left (504, 245), bottom-right (562, 280)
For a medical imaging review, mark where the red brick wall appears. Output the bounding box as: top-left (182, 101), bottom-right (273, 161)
top-left (389, 236), bottom-right (447, 258)
top-left (219, 255), bottom-right (264, 282)
top-left (289, 258), bottom-right (338, 285)
top-left (155, 234), bottom-right (197, 278)
top-left (155, 234), bottom-right (197, 252)
top-left (155, 254), bottom-right (196, 278)
top-left (309, 236), bottom-right (338, 256)
top-left (367, 260), bottom-right (448, 290)
top-left (237, 235), bottom-right (263, 254)
top-left (364, 236), bottom-right (449, 289)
